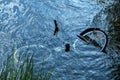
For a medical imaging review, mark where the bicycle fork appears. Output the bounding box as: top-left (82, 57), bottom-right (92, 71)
top-left (77, 35), bottom-right (101, 48)
top-left (77, 35), bottom-right (90, 44)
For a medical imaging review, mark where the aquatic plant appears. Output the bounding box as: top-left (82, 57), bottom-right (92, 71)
top-left (0, 52), bottom-right (51, 80)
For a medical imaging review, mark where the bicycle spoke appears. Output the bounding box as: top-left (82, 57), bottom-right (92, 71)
top-left (77, 28), bottom-right (107, 52)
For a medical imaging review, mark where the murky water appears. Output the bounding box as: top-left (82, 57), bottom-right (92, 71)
top-left (0, 0), bottom-right (120, 80)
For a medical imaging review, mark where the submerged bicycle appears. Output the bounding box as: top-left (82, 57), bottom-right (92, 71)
top-left (53, 20), bottom-right (108, 53)
top-left (75, 28), bottom-right (108, 53)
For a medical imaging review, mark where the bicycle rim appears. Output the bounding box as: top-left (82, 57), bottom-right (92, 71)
top-left (82, 29), bottom-right (107, 52)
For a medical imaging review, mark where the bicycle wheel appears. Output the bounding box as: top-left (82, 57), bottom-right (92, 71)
top-left (77, 28), bottom-right (108, 52)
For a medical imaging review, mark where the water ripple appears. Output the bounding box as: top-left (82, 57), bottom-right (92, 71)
top-left (14, 44), bottom-right (52, 64)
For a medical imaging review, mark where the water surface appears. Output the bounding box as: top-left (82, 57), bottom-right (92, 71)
top-left (0, 0), bottom-right (120, 80)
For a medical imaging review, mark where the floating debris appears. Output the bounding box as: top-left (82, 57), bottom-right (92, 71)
top-left (65, 43), bottom-right (70, 52)
top-left (53, 20), bottom-right (59, 35)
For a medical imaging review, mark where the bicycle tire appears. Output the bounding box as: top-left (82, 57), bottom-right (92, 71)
top-left (77, 28), bottom-right (108, 52)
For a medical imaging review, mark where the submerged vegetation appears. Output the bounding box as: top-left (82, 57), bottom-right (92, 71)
top-left (0, 52), bottom-right (51, 80)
